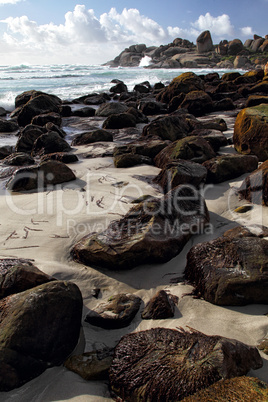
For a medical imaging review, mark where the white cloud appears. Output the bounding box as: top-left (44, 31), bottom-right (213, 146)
top-left (192, 12), bottom-right (234, 37)
top-left (240, 26), bottom-right (254, 36)
top-left (0, 6), bottom-right (238, 64)
top-left (0, 0), bottom-right (23, 4)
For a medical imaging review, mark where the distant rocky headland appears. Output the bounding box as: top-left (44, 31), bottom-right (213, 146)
top-left (104, 30), bottom-right (268, 70)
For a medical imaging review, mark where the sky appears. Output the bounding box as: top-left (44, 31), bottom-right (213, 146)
top-left (0, 0), bottom-right (267, 65)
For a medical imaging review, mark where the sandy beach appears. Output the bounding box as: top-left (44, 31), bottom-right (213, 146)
top-left (0, 107), bottom-right (267, 401)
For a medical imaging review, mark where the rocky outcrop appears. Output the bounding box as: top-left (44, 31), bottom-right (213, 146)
top-left (84, 293), bottom-right (141, 329)
top-left (0, 281), bottom-right (83, 391)
top-left (6, 160), bottom-right (76, 192)
top-left (15, 124), bottom-right (46, 153)
top-left (71, 185), bottom-right (209, 270)
top-left (233, 104), bottom-right (268, 161)
top-left (105, 32), bottom-right (267, 70)
top-left (156, 72), bottom-right (204, 103)
top-left (184, 226), bottom-right (268, 305)
top-left (109, 327), bottom-right (262, 401)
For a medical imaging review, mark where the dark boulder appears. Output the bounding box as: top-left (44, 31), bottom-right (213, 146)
top-left (0, 146), bottom-right (13, 160)
top-left (110, 82), bottom-right (128, 94)
top-left (228, 39), bottom-right (244, 55)
top-left (142, 113), bottom-right (191, 142)
top-left (184, 226), bottom-right (268, 305)
top-left (246, 95), bottom-right (268, 107)
top-left (6, 160), bottom-right (76, 192)
top-left (154, 136), bottom-right (216, 168)
top-left (141, 290), bottom-right (176, 319)
top-left (95, 102), bottom-right (128, 117)
top-left (213, 97), bottom-right (235, 112)
top-left (85, 293), bottom-right (141, 329)
top-left (3, 152), bottom-right (35, 166)
top-left (0, 258), bottom-right (54, 299)
top-left (114, 153), bottom-right (152, 168)
top-left (179, 90), bottom-right (213, 116)
top-left (233, 104), bottom-right (268, 161)
top-left (15, 90), bottom-right (61, 109)
top-left (40, 152), bottom-right (79, 164)
top-left (72, 129), bottom-right (113, 146)
top-left (156, 72), bottom-right (204, 103)
top-left (31, 112), bottom-right (62, 127)
top-left (203, 154), bottom-right (258, 183)
top-left (191, 129), bottom-right (228, 152)
top-left (0, 281), bottom-right (82, 391)
top-left (139, 100), bottom-right (167, 115)
top-left (71, 185), bottom-right (209, 270)
top-left (71, 107), bottom-right (95, 117)
top-left (0, 118), bottom-right (19, 133)
top-left (15, 125), bottom-right (45, 153)
top-left (109, 327), bottom-right (262, 401)
top-left (238, 159), bottom-right (268, 206)
top-left (102, 112), bottom-right (137, 129)
top-left (17, 94), bottom-right (61, 127)
top-left (32, 131), bottom-right (71, 156)
top-left (154, 160), bottom-right (207, 192)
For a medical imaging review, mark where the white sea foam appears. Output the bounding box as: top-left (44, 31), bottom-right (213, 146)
top-left (0, 64), bottom-right (245, 110)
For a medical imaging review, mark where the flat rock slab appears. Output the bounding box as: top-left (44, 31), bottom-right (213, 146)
top-left (85, 293), bottom-right (141, 329)
top-left (109, 327), bottom-right (262, 401)
top-left (71, 185), bottom-right (209, 270)
top-left (184, 226), bottom-right (268, 305)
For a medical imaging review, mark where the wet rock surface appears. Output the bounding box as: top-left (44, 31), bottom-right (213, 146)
top-left (109, 327), bottom-right (262, 401)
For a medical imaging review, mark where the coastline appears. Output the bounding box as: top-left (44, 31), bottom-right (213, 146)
top-left (0, 70), bottom-right (268, 400)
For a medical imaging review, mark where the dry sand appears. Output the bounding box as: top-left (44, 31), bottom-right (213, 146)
top-left (0, 113), bottom-right (267, 401)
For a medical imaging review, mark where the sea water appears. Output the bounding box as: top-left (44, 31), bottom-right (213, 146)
top-left (0, 64), bottom-right (245, 111)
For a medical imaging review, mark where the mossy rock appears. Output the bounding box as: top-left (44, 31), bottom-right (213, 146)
top-left (233, 104), bottom-right (268, 161)
top-left (157, 72), bottom-right (204, 103)
top-left (181, 376), bottom-right (268, 401)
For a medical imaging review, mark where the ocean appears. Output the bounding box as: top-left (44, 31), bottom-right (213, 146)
top-left (0, 63), bottom-right (244, 111)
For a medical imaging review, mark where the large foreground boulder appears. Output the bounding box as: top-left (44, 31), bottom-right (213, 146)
top-left (233, 104), bottom-right (268, 161)
top-left (0, 281), bottom-right (83, 391)
top-left (238, 159), bottom-right (268, 205)
top-left (109, 327), bottom-right (262, 401)
top-left (6, 160), bottom-right (76, 192)
top-left (71, 185), bottom-right (209, 270)
top-left (184, 226), bottom-right (268, 305)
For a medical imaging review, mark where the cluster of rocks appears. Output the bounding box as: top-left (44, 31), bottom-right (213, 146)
top-left (0, 66), bottom-right (268, 398)
top-left (105, 31), bottom-right (268, 70)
